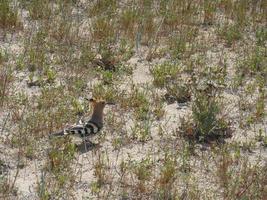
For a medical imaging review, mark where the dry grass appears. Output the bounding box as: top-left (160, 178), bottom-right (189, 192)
top-left (0, 0), bottom-right (266, 199)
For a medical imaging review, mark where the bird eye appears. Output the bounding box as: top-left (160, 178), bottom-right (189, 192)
top-left (89, 98), bottom-right (95, 102)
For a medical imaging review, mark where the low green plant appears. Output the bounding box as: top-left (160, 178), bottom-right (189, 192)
top-left (0, 177), bottom-right (18, 199)
top-left (151, 93), bottom-right (165, 120)
top-left (66, 75), bottom-right (88, 95)
top-left (92, 83), bottom-right (119, 104)
top-left (87, 0), bottom-right (117, 18)
top-left (165, 79), bottom-right (191, 103)
top-left (27, 0), bottom-right (51, 20)
top-left (256, 129), bottom-right (267, 148)
top-left (25, 142), bottom-right (36, 159)
top-left (26, 46), bottom-right (47, 72)
top-left (155, 153), bottom-right (177, 199)
top-left (169, 33), bottom-right (187, 60)
top-left (131, 157), bottom-right (153, 193)
top-left (132, 157), bottom-right (152, 180)
top-left (70, 98), bottom-right (84, 116)
top-left (37, 137), bottom-right (76, 199)
top-left (91, 16), bottom-right (116, 43)
top-left (118, 39), bottom-right (135, 63)
top-left (193, 89), bottom-right (219, 136)
top-left (101, 70), bottom-right (114, 85)
top-left (192, 88), bottom-right (230, 142)
top-left (179, 82), bottom-right (230, 143)
top-left (218, 23), bottom-right (242, 46)
top-left (91, 151), bottom-right (111, 196)
top-left (130, 120), bottom-right (152, 142)
top-left (0, 0), bottom-right (21, 29)
top-left (216, 147), bottom-right (267, 199)
top-left (150, 62), bottom-right (180, 88)
top-left (168, 27), bottom-right (198, 59)
top-left (232, 0), bottom-right (248, 27)
top-left (119, 8), bottom-right (138, 40)
top-left (0, 66), bottom-right (12, 108)
top-left (256, 26), bottom-right (267, 46)
top-left (43, 67), bottom-right (57, 84)
top-left (79, 44), bottom-right (95, 68)
top-left (237, 47), bottom-right (267, 81)
top-left (203, 0), bottom-right (216, 25)
top-left (0, 49), bottom-right (9, 66)
top-left (255, 86), bottom-right (265, 120)
top-left (126, 86), bottom-right (150, 120)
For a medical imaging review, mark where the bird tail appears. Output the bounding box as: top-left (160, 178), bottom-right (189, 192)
top-left (49, 130), bottom-right (67, 139)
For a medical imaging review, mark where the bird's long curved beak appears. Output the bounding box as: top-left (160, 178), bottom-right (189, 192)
top-left (106, 102), bottom-right (116, 105)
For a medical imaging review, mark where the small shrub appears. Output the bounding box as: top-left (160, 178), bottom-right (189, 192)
top-left (100, 70), bottom-right (114, 85)
top-left (140, 12), bottom-right (156, 45)
top-left (38, 137), bottom-right (76, 199)
top-left (27, 0), bottom-right (51, 20)
top-left (0, 0), bottom-right (22, 29)
top-left (255, 86), bottom-right (265, 120)
top-left (193, 89), bottom-right (219, 138)
top-left (218, 23), bottom-right (242, 46)
top-left (79, 44), bottom-right (95, 68)
top-left (236, 47), bottom-right (267, 81)
top-left (0, 177), bottom-right (18, 198)
top-left (92, 84), bottom-right (119, 104)
top-left (88, 0), bottom-right (117, 18)
top-left (131, 157), bottom-right (153, 193)
top-left (125, 86), bottom-right (150, 120)
top-left (155, 153), bottom-right (177, 199)
top-left (168, 27), bottom-right (198, 59)
top-left (216, 149), bottom-right (267, 199)
top-left (0, 66), bottom-right (12, 108)
top-left (92, 153), bottom-right (108, 188)
top-left (130, 120), bottom-right (152, 142)
top-left (0, 160), bottom-right (17, 198)
top-left (179, 83), bottom-right (231, 143)
top-left (91, 16), bottom-right (116, 43)
top-left (150, 62), bottom-right (180, 88)
top-left (256, 27), bottom-right (267, 46)
top-left (132, 157), bottom-right (152, 181)
top-left (169, 34), bottom-right (187, 59)
top-left (165, 79), bottom-right (191, 104)
top-left (203, 0), bottom-right (216, 25)
top-left (151, 93), bottom-right (165, 120)
top-left (119, 8), bottom-right (138, 40)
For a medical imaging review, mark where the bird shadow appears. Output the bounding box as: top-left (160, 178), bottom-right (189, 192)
top-left (76, 140), bottom-right (101, 154)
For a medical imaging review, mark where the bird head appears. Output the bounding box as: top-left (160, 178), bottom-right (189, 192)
top-left (88, 98), bottom-right (106, 110)
top-left (87, 97), bottom-right (115, 111)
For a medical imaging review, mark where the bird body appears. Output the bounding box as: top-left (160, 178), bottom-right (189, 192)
top-left (50, 98), bottom-right (108, 142)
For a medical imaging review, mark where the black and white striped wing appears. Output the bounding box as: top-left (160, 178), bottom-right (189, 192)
top-left (65, 121), bottom-right (100, 138)
top-left (65, 124), bottom-right (86, 136)
top-left (85, 121), bottom-right (100, 135)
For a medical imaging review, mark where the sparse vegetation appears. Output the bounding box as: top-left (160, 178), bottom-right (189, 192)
top-left (0, 0), bottom-right (22, 30)
top-left (218, 23), bottom-right (242, 46)
top-left (150, 62), bottom-right (181, 88)
top-left (0, 0), bottom-right (266, 199)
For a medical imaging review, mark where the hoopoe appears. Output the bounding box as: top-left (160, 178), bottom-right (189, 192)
top-left (50, 98), bottom-right (111, 142)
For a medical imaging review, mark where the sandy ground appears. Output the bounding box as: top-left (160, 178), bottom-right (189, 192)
top-left (1, 52), bottom-right (265, 199)
top-left (0, 3), bottom-right (266, 199)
